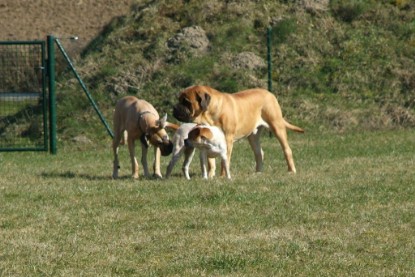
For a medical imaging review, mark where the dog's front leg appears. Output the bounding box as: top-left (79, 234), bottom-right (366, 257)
top-left (127, 139), bottom-right (139, 179)
top-left (222, 135), bottom-right (234, 176)
top-left (166, 145), bottom-right (188, 178)
top-left (140, 143), bottom-right (150, 177)
top-left (248, 131), bottom-right (264, 172)
top-left (221, 155), bottom-right (231, 179)
top-left (153, 147), bottom-right (162, 178)
top-left (166, 152), bottom-right (180, 179)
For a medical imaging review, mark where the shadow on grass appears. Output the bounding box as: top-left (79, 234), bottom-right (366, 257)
top-left (40, 170), bottom-right (114, 181)
top-left (40, 170), bottom-right (171, 181)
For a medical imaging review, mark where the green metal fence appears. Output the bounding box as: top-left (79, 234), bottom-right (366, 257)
top-left (0, 41), bottom-right (48, 152)
top-left (0, 36), bottom-right (113, 154)
top-left (54, 37), bottom-right (113, 139)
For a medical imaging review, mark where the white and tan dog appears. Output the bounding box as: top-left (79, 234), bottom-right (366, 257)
top-left (173, 85), bottom-right (304, 174)
top-left (165, 123), bottom-right (230, 179)
top-left (165, 123), bottom-right (197, 180)
top-left (112, 96), bottom-right (177, 179)
top-left (186, 125), bottom-right (230, 179)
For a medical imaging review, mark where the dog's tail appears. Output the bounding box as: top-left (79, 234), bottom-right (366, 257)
top-left (284, 120), bottom-right (304, 133)
top-left (166, 122), bottom-right (180, 131)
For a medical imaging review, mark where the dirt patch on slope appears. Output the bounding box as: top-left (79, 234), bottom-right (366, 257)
top-left (0, 0), bottom-right (133, 52)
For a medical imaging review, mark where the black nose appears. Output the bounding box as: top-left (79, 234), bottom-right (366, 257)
top-left (173, 104), bottom-right (191, 122)
top-left (173, 105), bottom-right (183, 121)
top-left (160, 141), bottom-right (173, 156)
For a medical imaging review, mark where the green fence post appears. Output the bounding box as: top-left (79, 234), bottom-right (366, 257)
top-left (267, 27), bottom-right (273, 138)
top-left (47, 35), bottom-right (57, 154)
top-left (267, 26), bottom-right (272, 93)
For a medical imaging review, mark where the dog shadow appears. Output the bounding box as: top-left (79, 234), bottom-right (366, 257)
top-left (40, 171), bottom-right (112, 181)
top-left (40, 171), bottom-right (167, 181)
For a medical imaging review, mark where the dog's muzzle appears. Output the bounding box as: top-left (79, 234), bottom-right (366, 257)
top-left (173, 104), bottom-right (192, 123)
top-left (160, 141), bottom-right (173, 156)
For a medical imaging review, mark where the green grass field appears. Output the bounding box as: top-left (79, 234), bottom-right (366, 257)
top-left (1, 128), bottom-right (414, 276)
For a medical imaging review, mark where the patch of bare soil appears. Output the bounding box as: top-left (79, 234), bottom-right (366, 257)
top-left (0, 0), bottom-right (133, 53)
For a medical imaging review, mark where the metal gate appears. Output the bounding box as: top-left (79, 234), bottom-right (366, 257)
top-left (0, 41), bottom-right (48, 151)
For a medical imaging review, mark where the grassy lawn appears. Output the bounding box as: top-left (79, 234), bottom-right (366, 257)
top-left (0, 128), bottom-right (414, 276)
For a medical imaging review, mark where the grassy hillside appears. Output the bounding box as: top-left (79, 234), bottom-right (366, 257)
top-left (55, 0), bottom-right (415, 142)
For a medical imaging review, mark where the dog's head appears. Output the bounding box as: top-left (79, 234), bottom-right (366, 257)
top-left (142, 114), bottom-right (174, 156)
top-left (173, 86), bottom-right (211, 123)
top-left (184, 125), bottom-right (214, 149)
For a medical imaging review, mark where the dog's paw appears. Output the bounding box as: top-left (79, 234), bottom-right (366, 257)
top-left (153, 173), bottom-right (163, 179)
top-left (132, 174), bottom-right (139, 179)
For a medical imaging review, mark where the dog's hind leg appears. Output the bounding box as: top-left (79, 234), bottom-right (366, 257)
top-left (208, 158), bottom-right (216, 178)
top-left (247, 126), bottom-right (265, 172)
top-left (199, 150), bottom-right (209, 179)
top-left (182, 147), bottom-right (195, 180)
top-left (120, 130), bottom-right (127, 145)
top-left (112, 130), bottom-right (123, 179)
top-left (270, 124), bottom-right (296, 173)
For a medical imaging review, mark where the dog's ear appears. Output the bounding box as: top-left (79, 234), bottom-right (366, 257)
top-left (156, 114), bottom-right (168, 129)
top-left (188, 127), bottom-right (200, 140)
top-left (196, 92), bottom-right (211, 112)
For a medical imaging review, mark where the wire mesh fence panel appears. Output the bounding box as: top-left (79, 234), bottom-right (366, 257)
top-left (0, 41), bottom-right (47, 151)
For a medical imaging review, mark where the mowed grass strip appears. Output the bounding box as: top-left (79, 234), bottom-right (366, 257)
top-left (0, 129), bottom-right (414, 276)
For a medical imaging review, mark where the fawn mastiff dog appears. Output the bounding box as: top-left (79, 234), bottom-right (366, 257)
top-left (112, 96), bottom-right (177, 179)
top-left (173, 85), bottom-right (304, 173)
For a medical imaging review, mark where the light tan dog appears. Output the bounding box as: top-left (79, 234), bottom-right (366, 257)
top-left (112, 96), bottom-right (177, 179)
top-left (173, 85), bottom-right (304, 173)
